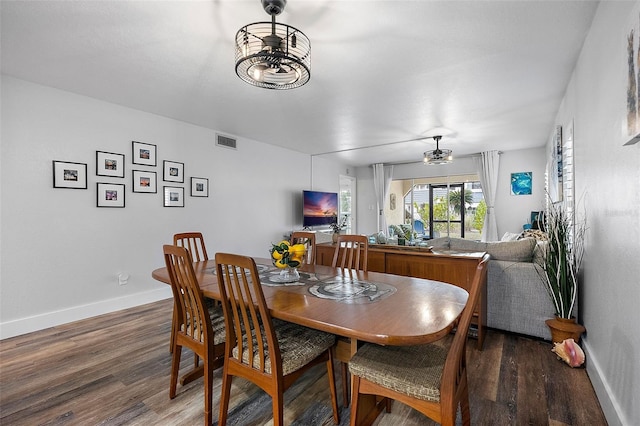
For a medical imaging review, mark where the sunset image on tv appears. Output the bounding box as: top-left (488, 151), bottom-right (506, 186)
top-left (303, 191), bottom-right (338, 227)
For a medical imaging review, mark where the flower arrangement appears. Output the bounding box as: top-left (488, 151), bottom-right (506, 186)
top-left (330, 215), bottom-right (348, 233)
top-left (270, 240), bottom-right (306, 269)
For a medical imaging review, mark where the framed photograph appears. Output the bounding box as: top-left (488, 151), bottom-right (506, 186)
top-left (97, 183), bottom-right (125, 207)
top-left (132, 141), bottom-right (157, 166)
top-left (96, 151), bottom-right (125, 178)
top-left (163, 160), bottom-right (184, 183)
top-left (190, 177), bottom-right (209, 197)
top-left (164, 186), bottom-right (184, 207)
top-left (510, 172), bottom-right (532, 196)
top-left (53, 160), bottom-right (87, 189)
top-left (132, 170), bottom-right (157, 193)
top-left (623, 1), bottom-right (640, 146)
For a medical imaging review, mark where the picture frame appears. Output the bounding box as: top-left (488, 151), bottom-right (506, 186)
top-left (132, 141), bottom-right (157, 166)
top-left (53, 160), bottom-right (87, 189)
top-left (132, 170), bottom-right (157, 193)
top-left (163, 160), bottom-right (184, 183)
top-left (623, 1), bottom-right (640, 146)
top-left (96, 151), bottom-right (125, 178)
top-left (510, 172), bottom-right (532, 196)
top-left (164, 186), bottom-right (184, 207)
top-left (190, 177), bottom-right (209, 197)
top-left (97, 182), bottom-right (125, 208)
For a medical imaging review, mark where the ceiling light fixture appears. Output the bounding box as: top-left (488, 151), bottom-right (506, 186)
top-left (235, 0), bottom-right (311, 90)
top-left (423, 136), bottom-right (453, 165)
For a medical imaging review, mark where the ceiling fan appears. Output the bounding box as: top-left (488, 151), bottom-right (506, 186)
top-left (423, 136), bottom-right (453, 165)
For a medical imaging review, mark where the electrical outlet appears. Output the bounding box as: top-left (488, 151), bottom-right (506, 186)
top-left (118, 273), bottom-right (129, 286)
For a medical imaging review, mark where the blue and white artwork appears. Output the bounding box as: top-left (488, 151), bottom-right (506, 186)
top-left (511, 172), bottom-right (532, 195)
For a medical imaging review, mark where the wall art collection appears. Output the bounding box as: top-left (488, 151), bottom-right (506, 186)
top-left (52, 140), bottom-right (209, 208)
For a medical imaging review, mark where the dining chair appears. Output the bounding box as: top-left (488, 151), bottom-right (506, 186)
top-left (331, 234), bottom-right (368, 271)
top-left (290, 231), bottom-right (317, 264)
top-left (331, 233), bottom-right (369, 406)
top-left (170, 232), bottom-right (211, 354)
top-left (215, 253), bottom-right (340, 426)
top-left (348, 253), bottom-right (490, 426)
top-left (163, 245), bottom-right (226, 426)
top-left (173, 232), bottom-right (208, 262)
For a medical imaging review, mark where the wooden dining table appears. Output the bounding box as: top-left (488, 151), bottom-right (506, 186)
top-left (152, 257), bottom-right (469, 426)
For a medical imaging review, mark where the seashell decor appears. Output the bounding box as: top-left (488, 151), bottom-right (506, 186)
top-left (552, 338), bottom-right (585, 367)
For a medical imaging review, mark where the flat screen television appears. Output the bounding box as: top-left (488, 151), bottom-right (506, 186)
top-left (303, 190), bottom-right (338, 228)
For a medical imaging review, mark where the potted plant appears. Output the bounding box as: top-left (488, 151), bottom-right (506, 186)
top-left (330, 215), bottom-right (348, 243)
top-left (537, 199), bottom-right (587, 343)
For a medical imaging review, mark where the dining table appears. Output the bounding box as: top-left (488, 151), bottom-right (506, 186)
top-left (152, 257), bottom-right (469, 426)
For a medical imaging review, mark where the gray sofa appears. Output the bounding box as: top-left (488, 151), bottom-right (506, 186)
top-left (428, 237), bottom-right (555, 340)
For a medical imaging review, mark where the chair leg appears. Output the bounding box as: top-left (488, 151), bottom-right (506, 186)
top-left (342, 363), bottom-right (350, 407)
top-left (272, 387), bottom-right (285, 426)
top-left (203, 358), bottom-right (213, 426)
top-left (460, 381), bottom-right (471, 425)
top-left (349, 375), bottom-right (361, 426)
top-left (326, 350), bottom-right (340, 424)
top-left (218, 369), bottom-right (232, 426)
top-left (169, 345), bottom-right (182, 399)
top-left (169, 309), bottom-right (177, 353)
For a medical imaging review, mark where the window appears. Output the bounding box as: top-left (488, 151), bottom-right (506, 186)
top-left (385, 175), bottom-right (485, 241)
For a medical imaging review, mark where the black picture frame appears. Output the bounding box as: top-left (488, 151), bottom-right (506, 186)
top-left (163, 186), bottom-right (184, 207)
top-left (97, 183), bottom-right (125, 208)
top-left (132, 141), bottom-right (157, 166)
top-left (96, 151), bottom-right (125, 178)
top-left (163, 160), bottom-right (184, 183)
top-left (190, 177), bottom-right (209, 197)
top-left (53, 160), bottom-right (88, 189)
top-left (132, 170), bottom-right (157, 193)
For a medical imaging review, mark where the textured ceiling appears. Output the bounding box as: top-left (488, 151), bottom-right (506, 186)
top-left (0, 0), bottom-right (599, 166)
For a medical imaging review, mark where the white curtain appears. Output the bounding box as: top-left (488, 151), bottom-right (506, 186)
top-left (474, 151), bottom-right (500, 242)
top-left (373, 163), bottom-right (393, 234)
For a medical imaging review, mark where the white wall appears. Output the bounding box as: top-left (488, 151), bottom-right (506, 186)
top-left (0, 76), bottom-right (344, 338)
top-left (552, 2), bottom-right (640, 425)
top-left (356, 149), bottom-right (546, 239)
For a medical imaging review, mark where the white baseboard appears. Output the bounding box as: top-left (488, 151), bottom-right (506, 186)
top-left (583, 340), bottom-right (625, 426)
top-left (0, 287), bottom-right (173, 340)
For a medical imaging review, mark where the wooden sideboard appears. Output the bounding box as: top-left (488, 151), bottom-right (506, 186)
top-left (316, 242), bottom-right (487, 349)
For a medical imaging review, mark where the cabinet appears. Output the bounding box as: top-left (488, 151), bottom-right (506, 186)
top-left (316, 242), bottom-right (487, 349)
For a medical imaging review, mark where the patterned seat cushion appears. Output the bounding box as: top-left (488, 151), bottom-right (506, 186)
top-left (233, 320), bottom-right (335, 375)
top-left (348, 342), bottom-right (449, 402)
top-left (207, 305), bottom-right (226, 345)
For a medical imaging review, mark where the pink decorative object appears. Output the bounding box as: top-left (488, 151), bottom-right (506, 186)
top-left (552, 338), bottom-right (585, 367)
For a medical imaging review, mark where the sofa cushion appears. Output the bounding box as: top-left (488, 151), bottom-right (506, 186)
top-left (449, 238), bottom-right (487, 252)
top-left (485, 238), bottom-right (536, 262)
top-left (427, 237), bottom-right (450, 248)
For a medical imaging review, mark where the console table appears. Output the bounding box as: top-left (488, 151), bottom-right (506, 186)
top-left (316, 242), bottom-right (487, 349)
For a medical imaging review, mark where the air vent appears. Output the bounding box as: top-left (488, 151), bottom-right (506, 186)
top-left (216, 134), bottom-right (237, 150)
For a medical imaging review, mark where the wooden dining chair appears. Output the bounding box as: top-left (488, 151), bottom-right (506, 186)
top-left (215, 253), bottom-right (340, 426)
top-left (170, 232), bottom-right (211, 354)
top-left (332, 234), bottom-right (368, 271)
top-left (348, 254), bottom-right (490, 426)
top-left (163, 245), bottom-right (226, 426)
top-left (331, 233), bottom-right (369, 406)
top-left (290, 231), bottom-right (317, 264)
top-left (173, 232), bottom-right (208, 262)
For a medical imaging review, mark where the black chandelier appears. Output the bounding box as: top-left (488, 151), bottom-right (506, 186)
top-left (423, 136), bottom-right (453, 165)
top-left (235, 0), bottom-right (311, 90)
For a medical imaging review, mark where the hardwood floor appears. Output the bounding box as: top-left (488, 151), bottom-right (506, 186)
top-left (0, 299), bottom-right (607, 425)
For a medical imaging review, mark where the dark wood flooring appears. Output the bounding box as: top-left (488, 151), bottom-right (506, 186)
top-left (0, 299), bottom-right (607, 425)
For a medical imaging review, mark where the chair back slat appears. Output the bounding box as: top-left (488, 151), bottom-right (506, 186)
top-left (441, 253), bottom-right (490, 406)
top-left (332, 234), bottom-right (368, 271)
top-left (173, 232), bottom-right (208, 262)
top-left (216, 253), bottom-right (281, 375)
top-left (290, 231), bottom-right (317, 264)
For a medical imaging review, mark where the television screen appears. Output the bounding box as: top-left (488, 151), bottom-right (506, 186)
top-left (303, 190), bottom-right (338, 227)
